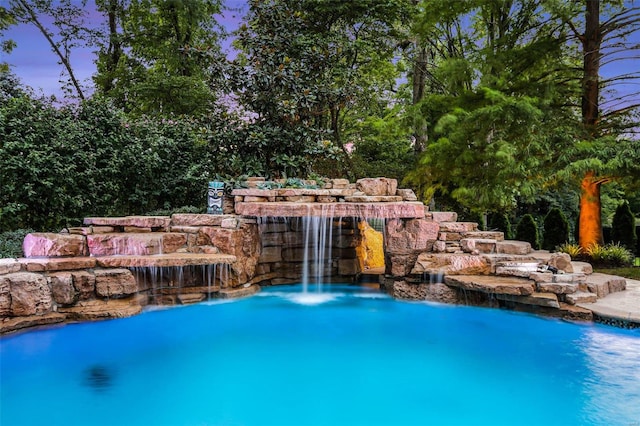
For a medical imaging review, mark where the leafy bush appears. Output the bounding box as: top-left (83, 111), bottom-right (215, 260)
top-left (556, 243), bottom-right (583, 259)
top-left (542, 208), bottom-right (570, 251)
top-left (611, 201), bottom-right (637, 254)
top-left (0, 229), bottom-right (33, 258)
top-left (515, 214), bottom-right (540, 249)
top-left (585, 243), bottom-right (634, 267)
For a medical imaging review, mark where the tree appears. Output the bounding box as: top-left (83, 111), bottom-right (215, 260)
top-left (515, 214), bottom-right (540, 249)
top-left (7, 0), bottom-right (93, 99)
top-left (0, 5), bottom-right (16, 72)
top-left (542, 208), bottom-right (570, 250)
top-left (93, 0), bottom-right (227, 116)
top-left (407, 0), bottom-right (574, 211)
top-left (611, 201), bottom-right (637, 254)
top-left (232, 0), bottom-right (411, 178)
top-left (558, 0), bottom-right (640, 249)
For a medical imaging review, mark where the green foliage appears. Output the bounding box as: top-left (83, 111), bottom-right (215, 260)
top-left (94, 0), bottom-right (227, 116)
top-left (0, 93), bottom-right (234, 231)
top-left (232, 0), bottom-right (411, 178)
top-left (585, 243), bottom-right (634, 267)
top-left (542, 208), bottom-right (570, 251)
top-left (487, 212), bottom-right (512, 240)
top-left (515, 214), bottom-right (540, 249)
top-left (611, 201), bottom-right (638, 254)
top-left (0, 229), bottom-right (33, 258)
top-left (556, 243), bottom-right (583, 260)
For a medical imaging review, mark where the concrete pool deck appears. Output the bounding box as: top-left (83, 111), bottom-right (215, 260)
top-left (578, 277), bottom-right (640, 326)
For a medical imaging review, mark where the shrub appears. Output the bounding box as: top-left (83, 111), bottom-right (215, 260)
top-left (585, 243), bottom-right (634, 267)
top-left (0, 229), bottom-right (33, 258)
top-left (556, 243), bottom-right (583, 260)
top-left (488, 212), bottom-right (512, 240)
top-left (542, 208), bottom-right (570, 251)
top-left (515, 214), bottom-right (540, 249)
top-left (611, 202), bottom-right (637, 254)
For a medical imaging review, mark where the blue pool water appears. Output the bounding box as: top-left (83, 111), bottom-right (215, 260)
top-left (1, 284), bottom-right (639, 426)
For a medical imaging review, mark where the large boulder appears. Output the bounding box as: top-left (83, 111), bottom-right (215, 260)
top-left (385, 219), bottom-right (439, 254)
top-left (356, 177), bottom-right (398, 196)
top-left (23, 233), bottom-right (88, 257)
top-left (48, 272), bottom-right (76, 305)
top-left (547, 253), bottom-right (574, 273)
top-left (411, 253), bottom-right (491, 275)
top-left (95, 269), bottom-right (137, 298)
top-left (2, 272), bottom-right (53, 316)
top-left (199, 223), bottom-right (260, 286)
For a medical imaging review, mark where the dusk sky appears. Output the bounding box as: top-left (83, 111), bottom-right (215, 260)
top-left (1, 0), bottom-right (248, 99)
top-left (1, 1), bottom-right (638, 104)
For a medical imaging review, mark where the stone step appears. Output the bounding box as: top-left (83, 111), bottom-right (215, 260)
top-left (496, 292), bottom-right (560, 309)
top-left (463, 231), bottom-right (504, 241)
top-left (444, 275), bottom-right (535, 296)
top-left (496, 240), bottom-right (532, 255)
top-left (234, 201), bottom-right (426, 218)
top-left (19, 257), bottom-right (97, 272)
top-left (439, 222), bottom-right (478, 233)
top-left (460, 238), bottom-right (497, 254)
top-left (585, 273), bottom-right (627, 298)
top-left (23, 233), bottom-right (88, 257)
top-left (565, 291), bottom-right (598, 305)
top-left (86, 233), bottom-right (188, 256)
top-left (343, 195), bottom-right (403, 202)
top-left (84, 216), bottom-right (171, 229)
top-left (95, 253), bottom-right (236, 268)
top-left (425, 212), bottom-right (458, 223)
top-left (495, 261), bottom-right (540, 278)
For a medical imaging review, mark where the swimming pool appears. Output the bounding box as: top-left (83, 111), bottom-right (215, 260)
top-left (1, 284), bottom-right (639, 426)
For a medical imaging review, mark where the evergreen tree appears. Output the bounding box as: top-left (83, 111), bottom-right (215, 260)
top-left (406, 0), bottom-right (576, 212)
top-left (611, 202), bottom-right (638, 254)
top-left (488, 212), bottom-right (512, 240)
top-left (542, 208), bottom-right (569, 251)
top-left (515, 214), bottom-right (539, 250)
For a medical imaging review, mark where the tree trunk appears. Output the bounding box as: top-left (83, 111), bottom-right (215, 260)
top-left (582, 0), bottom-right (601, 134)
top-left (412, 45), bottom-right (428, 154)
top-left (579, 171), bottom-right (604, 248)
top-left (578, 0), bottom-right (604, 249)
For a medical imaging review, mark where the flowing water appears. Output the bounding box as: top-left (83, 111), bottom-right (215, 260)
top-left (1, 284), bottom-right (639, 426)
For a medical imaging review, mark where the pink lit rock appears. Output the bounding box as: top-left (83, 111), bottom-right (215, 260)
top-left (84, 216), bottom-right (170, 228)
top-left (411, 253), bottom-right (491, 276)
top-left (86, 233), bottom-right (186, 256)
top-left (385, 218), bottom-right (439, 254)
top-left (199, 224), bottom-right (260, 285)
top-left (87, 233), bottom-right (162, 256)
top-left (427, 212), bottom-right (458, 223)
top-left (23, 233), bottom-right (88, 257)
top-left (234, 201), bottom-right (425, 219)
top-left (439, 222), bottom-right (478, 233)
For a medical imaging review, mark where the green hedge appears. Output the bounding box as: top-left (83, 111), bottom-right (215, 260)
top-left (0, 96), bottom-right (229, 231)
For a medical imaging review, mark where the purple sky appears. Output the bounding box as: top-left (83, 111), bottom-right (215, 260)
top-left (1, 1), bottom-right (637, 105)
top-left (1, 0), bottom-right (247, 99)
